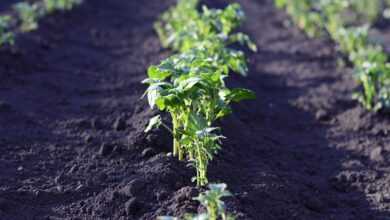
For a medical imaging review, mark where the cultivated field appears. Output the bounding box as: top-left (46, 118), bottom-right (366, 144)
top-left (0, 0), bottom-right (389, 219)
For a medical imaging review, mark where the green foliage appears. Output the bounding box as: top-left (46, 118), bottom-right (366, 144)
top-left (154, 0), bottom-right (200, 50)
top-left (144, 0), bottom-right (256, 186)
top-left (0, 16), bottom-right (14, 46)
top-left (193, 183), bottom-right (234, 220)
top-left (14, 2), bottom-right (42, 32)
top-left (143, 49), bottom-right (255, 185)
top-left (155, 0), bottom-right (256, 53)
top-left (158, 183), bottom-right (235, 220)
top-left (350, 0), bottom-right (382, 22)
top-left (275, 0), bottom-right (390, 113)
top-left (0, 0), bottom-right (82, 45)
top-left (44, 0), bottom-right (83, 13)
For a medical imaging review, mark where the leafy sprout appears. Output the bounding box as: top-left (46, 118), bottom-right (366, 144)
top-left (158, 183), bottom-right (235, 220)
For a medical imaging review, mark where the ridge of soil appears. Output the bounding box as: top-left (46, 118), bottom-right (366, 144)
top-left (0, 0), bottom-right (389, 219)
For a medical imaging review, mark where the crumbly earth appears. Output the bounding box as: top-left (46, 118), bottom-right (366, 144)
top-left (0, 0), bottom-right (389, 219)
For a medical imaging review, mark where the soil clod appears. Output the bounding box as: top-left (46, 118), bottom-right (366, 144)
top-left (99, 143), bottom-right (114, 157)
top-left (113, 116), bottom-right (127, 131)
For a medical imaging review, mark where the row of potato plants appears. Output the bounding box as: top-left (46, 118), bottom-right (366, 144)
top-left (143, 0), bottom-right (256, 187)
top-left (275, 0), bottom-right (390, 112)
top-left (0, 0), bottom-right (82, 46)
top-left (144, 1), bottom-right (256, 219)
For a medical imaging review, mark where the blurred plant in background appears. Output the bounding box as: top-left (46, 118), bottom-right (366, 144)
top-left (0, 0), bottom-right (83, 46)
top-left (275, 0), bottom-right (390, 112)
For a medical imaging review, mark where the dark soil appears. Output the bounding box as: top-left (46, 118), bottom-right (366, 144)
top-left (0, 0), bottom-right (389, 220)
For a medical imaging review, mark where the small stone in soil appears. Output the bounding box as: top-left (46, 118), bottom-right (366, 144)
top-left (141, 147), bottom-right (156, 158)
top-left (119, 179), bottom-right (145, 197)
top-left (315, 109), bottom-right (330, 121)
top-left (113, 145), bottom-right (123, 154)
top-left (175, 187), bottom-right (197, 203)
top-left (76, 119), bottom-right (91, 129)
top-left (125, 197), bottom-right (139, 215)
top-left (84, 134), bottom-right (93, 143)
top-left (75, 184), bottom-right (84, 191)
top-left (99, 143), bottom-right (114, 156)
top-left (156, 190), bottom-right (168, 201)
top-left (54, 174), bottom-right (64, 184)
top-left (113, 117), bottom-right (127, 131)
top-left (370, 147), bottom-right (384, 162)
top-left (91, 118), bottom-right (104, 130)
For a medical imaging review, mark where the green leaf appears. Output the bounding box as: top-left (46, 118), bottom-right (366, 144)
top-left (155, 94), bottom-right (180, 110)
top-left (187, 112), bottom-right (207, 132)
top-left (230, 33), bottom-right (257, 52)
top-left (222, 88), bottom-right (256, 103)
top-left (208, 183), bottom-right (229, 194)
top-left (144, 115), bottom-right (162, 133)
top-left (148, 66), bottom-right (172, 80)
top-left (216, 106), bottom-right (232, 119)
top-left (196, 127), bottom-right (217, 138)
top-left (144, 82), bottom-right (172, 108)
top-left (227, 52), bottom-right (248, 76)
top-left (147, 85), bottom-right (161, 109)
top-left (178, 77), bottom-right (203, 91)
top-left (155, 97), bottom-right (167, 110)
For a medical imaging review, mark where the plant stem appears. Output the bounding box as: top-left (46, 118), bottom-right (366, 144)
top-left (196, 141), bottom-right (207, 186)
top-left (208, 203), bottom-right (218, 220)
top-left (171, 113), bottom-right (182, 160)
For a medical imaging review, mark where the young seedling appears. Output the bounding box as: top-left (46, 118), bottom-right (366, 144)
top-left (158, 183), bottom-right (235, 220)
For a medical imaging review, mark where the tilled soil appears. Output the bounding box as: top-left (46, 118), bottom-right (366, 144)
top-left (0, 0), bottom-right (389, 220)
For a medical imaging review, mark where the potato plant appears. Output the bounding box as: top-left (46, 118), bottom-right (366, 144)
top-left (0, 16), bottom-right (14, 46)
top-left (14, 2), bottom-right (42, 32)
top-left (158, 183), bottom-right (235, 220)
top-left (143, 47), bottom-right (255, 186)
top-left (275, 0), bottom-right (390, 113)
top-left (155, 0), bottom-right (256, 53)
top-left (274, 0), bottom-right (325, 37)
top-left (144, 0), bottom-right (256, 186)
